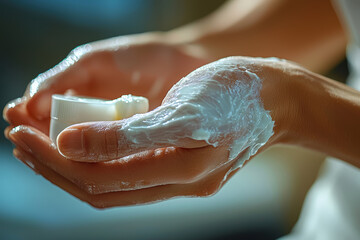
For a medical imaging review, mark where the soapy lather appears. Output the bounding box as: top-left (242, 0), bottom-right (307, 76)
top-left (53, 57), bottom-right (274, 169)
top-left (122, 57), bottom-right (274, 168)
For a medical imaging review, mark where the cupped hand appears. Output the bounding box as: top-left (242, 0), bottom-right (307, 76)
top-left (4, 32), bottom-right (208, 135)
top-left (9, 125), bottom-right (236, 208)
top-left (5, 53), bottom-right (295, 208)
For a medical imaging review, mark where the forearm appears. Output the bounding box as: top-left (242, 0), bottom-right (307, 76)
top-left (284, 69), bottom-right (360, 167)
top-left (166, 0), bottom-right (347, 73)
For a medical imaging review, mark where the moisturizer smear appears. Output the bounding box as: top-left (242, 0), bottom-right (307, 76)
top-left (122, 57), bottom-right (274, 168)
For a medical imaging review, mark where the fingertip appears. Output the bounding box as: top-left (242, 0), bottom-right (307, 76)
top-left (3, 97), bottom-right (26, 123)
top-left (13, 148), bottom-right (38, 173)
top-left (13, 148), bottom-right (22, 159)
top-left (9, 125), bottom-right (50, 145)
top-left (4, 126), bottom-right (13, 140)
top-left (9, 124), bottom-right (35, 135)
top-left (13, 148), bottom-right (26, 164)
top-left (57, 127), bottom-right (85, 160)
top-left (8, 125), bottom-right (28, 139)
top-left (8, 125), bottom-right (33, 152)
top-left (26, 91), bottom-right (52, 120)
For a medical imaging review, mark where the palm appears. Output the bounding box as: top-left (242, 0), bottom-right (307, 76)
top-left (4, 51), bottom-right (279, 208)
top-left (4, 41), bottom-right (242, 208)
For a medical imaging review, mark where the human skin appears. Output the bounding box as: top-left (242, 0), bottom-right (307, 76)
top-left (166, 0), bottom-right (347, 73)
top-left (4, 0), bottom-right (357, 208)
top-left (5, 55), bottom-right (360, 208)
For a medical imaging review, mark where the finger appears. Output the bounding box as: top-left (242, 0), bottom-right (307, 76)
top-left (13, 147), bottom-right (100, 206)
top-left (13, 147), bottom-right (233, 209)
top-left (4, 100), bottom-right (49, 135)
top-left (26, 56), bottom-right (91, 120)
top-left (13, 148), bottom-right (38, 173)
top-left (57, 104), bottom-right (209, 162)
top-left (4, 126), bottom-right (12, 140)
top-left (10, 125), bottom-right (231, 194)
top-left (3, 97), bottom-right (27, 123)
top-left (92, 160), bottom-right (234, 208)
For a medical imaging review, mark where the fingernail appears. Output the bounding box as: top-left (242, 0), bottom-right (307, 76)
top-left (57, 128), bottom-right (85, 158)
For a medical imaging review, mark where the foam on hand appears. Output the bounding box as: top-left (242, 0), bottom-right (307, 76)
top-left (49, 94), bottom-right (149, 145)
top-left (121, 57), bottom-right (275, 169)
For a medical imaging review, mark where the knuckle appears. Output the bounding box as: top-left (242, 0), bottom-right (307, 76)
top-left (81, 122), bottom-right (120, 161)
top-left (104, 124), bottom-right (120, 160)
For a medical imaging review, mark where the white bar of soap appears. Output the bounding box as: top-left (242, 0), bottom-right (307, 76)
top-left (49, 94), bottom-right (149, 144)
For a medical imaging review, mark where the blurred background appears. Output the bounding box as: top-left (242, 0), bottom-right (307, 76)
top-left (0, 0), bottom-right (348, 239)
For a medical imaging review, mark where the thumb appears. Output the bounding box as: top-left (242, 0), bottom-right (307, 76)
top-left (57, 104), bottom-right (208, 162)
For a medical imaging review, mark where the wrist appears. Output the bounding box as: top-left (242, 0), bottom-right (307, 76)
top-left (265, 63), bottom-right (360, 165)
top-left (292, 71), bottom-right (360, 163)
top-left (257, 62), bottom-right (310, 146)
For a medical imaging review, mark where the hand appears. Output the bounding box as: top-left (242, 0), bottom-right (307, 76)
top-left (4, 32), bottom-right (208, 135)
top-left (10, 125), bottom-right (236, 208)
top-left (5, 52), bottom-right (294, 208)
